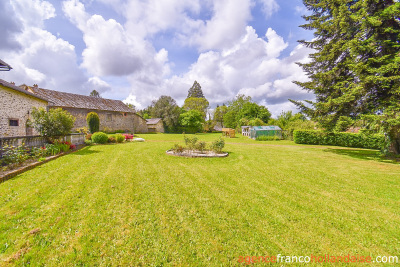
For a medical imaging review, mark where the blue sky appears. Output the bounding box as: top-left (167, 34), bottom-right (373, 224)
top-left (0, 0), bottom-right (314, 116)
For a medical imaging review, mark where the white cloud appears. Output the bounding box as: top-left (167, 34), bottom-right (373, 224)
top-left (257, 0), bottom-right (279, 19)
top-left (10, 0), bottom-right (55, 28)
top-left (134, 26), bottom-right (313, 117)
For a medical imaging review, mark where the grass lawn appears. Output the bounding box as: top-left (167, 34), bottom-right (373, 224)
top-left (0, 133), bottom-right (399, 265)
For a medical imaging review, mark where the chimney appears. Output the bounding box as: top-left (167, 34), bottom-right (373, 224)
top-left (10, 82), bottom-right (15, 85)
top-left (33, 84), bottom-right (38, 88)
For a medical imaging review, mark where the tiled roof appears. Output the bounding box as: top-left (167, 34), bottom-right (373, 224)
top-left (0, 79), bottom-right (48, 102)
top-left (0, 59), bottom-right (12, 71)
top-left (26, 86), bottom-right (134, 113)
top-left (146, 118), bottom-right (162, 125)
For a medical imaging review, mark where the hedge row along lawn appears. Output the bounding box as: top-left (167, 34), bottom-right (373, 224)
top-left (0, 134), bottom-right (399, 265)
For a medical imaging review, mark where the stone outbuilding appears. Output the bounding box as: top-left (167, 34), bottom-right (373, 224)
top-left (146, 118), bottom-right (164, 133)
top-left (0, 79), bottom-right (48, 137)
top-left (22, 85), bottom-right (148, 134)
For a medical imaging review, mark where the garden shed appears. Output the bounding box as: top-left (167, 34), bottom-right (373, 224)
top-left (250, 126), bottom-right (282, 139)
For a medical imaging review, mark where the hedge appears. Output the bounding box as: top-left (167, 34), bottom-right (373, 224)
top-left (293, 130), bottom-right (385, 150)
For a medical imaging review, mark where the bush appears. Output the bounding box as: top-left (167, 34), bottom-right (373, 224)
top-left (210, 138), bottom-right (225, 153)
top-left (172, 144), bottom-right (185, 153)
top-left (256, 135), bottom-right (281, 141)
top-left (115, 134), bottom-right (125, 143)
top-left (195, 141), bottom-right (207, 152)
top-left (31, 107), bottom-right (75, 137)
top-left (91, 132), bottom-right (108, 144)
top-left (86, 112), bottom-right (100, 133)
top-left (86, 134), bottom-right (92, 140)
top-left (293, 130), bottom-right (385, 149)
top-left (184, 135), bottom-right (198, 150)
top-left (108, 135), bottom-right (116, 143)
top-left (123, 134), bottom-right (134, 140)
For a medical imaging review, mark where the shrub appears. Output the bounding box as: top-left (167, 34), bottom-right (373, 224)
top-left (184, 135), bottom-right (198, 150)
top-left (76, 127), bottom-right (89, 134)
top-left (123, 134), bottom-right (134, 140)
top-left (115, 134), bottom-right (125, 143)
top-left (86, 134), bottom-right (92, 140)
top-left (31, 146), bottom-right (49, 158)
top-left (172, 144), bottom-right (185, 153)
top-left (108, 135), bottom-right (116, 143)
top-left (210, 138), bottom-right (225, 153)
top-left (44, 143), bottom-right (61, 156)
top-left (293, 130), bottom-right (385, 150)
top-left (256, 135), bottom-right (281, 141)
top-left (91, 132), bottom-right (108, 144)
top-left (86, 112), bottom-right (100, 133)
top-left (195, 141), bottom-right (207, 152)
top-left (31, 107), bottom-right (75, 137)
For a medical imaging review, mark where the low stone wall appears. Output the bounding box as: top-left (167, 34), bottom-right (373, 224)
top-left (0, 133), bottom-right (85, 157)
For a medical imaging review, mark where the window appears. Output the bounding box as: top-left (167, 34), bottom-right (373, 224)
top-left (9, 119), bottom-right (19, 126)
top-left (107, 114), bottom-right (112, 122)
top-left (123, 113), bottom-right (127, 117)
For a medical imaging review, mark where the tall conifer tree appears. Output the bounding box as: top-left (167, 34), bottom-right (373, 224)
top-left (293, 0), bottom-right (400, 153)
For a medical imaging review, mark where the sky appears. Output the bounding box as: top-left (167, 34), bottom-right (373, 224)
top-left (0, 0), bottom-right (315, 117)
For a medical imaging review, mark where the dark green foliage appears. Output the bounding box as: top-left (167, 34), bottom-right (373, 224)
top-left (86, 112), bottom-right (100, 134)
top-left (31, 107), bottom-right (75, 137)
top-left (91, 132), bottom-right (108, 144)
top-left (293, 130), bottom-right (385, 150)
top-left (179, 110), bottom-right (204, 133)
top-left (294, 0), bottom-right (400, 153)
top-left (334, 116), bottom-right (354, 132)
top-left (187, 81), bottom-right (205, 98)
top-left (89, 90), bottom-right (101, 98)
top-left (149, 96), bottom-right (181, 132)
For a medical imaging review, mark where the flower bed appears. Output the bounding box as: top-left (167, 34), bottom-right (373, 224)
top-left (166, 135), bottom-right (228, 158)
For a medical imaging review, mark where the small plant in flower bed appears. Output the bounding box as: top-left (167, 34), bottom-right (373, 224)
top-left (0, 144), bottom-right (30, 166)
top-left (170, 136), bottom-right (225, 154)
top-left (122, 134), bottom-right (134, 140)
top-left (86, 134), bottom-right (92, 140)
top-left (115, 134), bottom-right (125, 143)
top-left (108, 135), bottom-right (116, 143)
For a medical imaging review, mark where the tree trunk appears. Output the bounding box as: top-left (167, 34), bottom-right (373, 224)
top-left (389, 127), bottom-right (400, 155)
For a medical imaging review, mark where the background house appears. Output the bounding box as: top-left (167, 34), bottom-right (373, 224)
top-left (0, 80), bottom-right (48, 137)
top-left (22, 85), bottom-right (148, 134)
top-left (0, 59), bottom-right (12, 71)
top-left (146, 118), bottom-right (164, 133)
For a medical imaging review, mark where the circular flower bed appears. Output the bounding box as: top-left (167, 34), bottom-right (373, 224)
top-left (166, 149), bottom-right (228, 158)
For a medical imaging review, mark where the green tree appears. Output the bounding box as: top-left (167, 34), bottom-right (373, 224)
top-left (86, 112), bottom-right (100, 133)
top-left (89, 90), bottom-right (101, 98)
top-left (31, 107), bottom-right (75, 137)
top-left (293, 0), bottom-right (400, 153)
top-left (213, 104), bottom-right (228, 126)
top-left (149, 96), bottom-right (181, 132)
top-left (187, 80), bottom-right (205, 98)
top-left (183, 97), bottom-right (209, 117)
top-left (179, 110), bottom-right (204, 133)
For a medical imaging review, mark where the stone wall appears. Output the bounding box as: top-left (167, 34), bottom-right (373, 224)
top-left (58, 107), bottom-right (148, 133)
top-left (147, 121), bottom-right (164, 133)
top-left (0, 85), bottom-right (48, 137)
top-left (133, 114), bottom-right (148, 133)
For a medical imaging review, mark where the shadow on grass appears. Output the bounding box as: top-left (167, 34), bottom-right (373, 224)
top-left (71, 146), bottom-right (101, 156)
top-left (324, 148), bottom-right (399, 164)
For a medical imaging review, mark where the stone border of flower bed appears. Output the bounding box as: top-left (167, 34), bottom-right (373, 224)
top-left (0, 145), bottom-right (85, 184)
top-left (166, 149), bottom-right (229, 158)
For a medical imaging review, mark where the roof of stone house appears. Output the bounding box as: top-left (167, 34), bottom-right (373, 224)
top-left (146, 118), bottom-right (162, 125)
top-left (0, 59), bottom-right (12, 71)
top-left (24, 86), bottom-right (134, 113)
top-left (0, 79), bottom-right (48, 102)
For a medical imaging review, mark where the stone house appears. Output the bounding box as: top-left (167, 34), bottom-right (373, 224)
top-left (146, 118), bottom-right (164, 133)
top-left (0, 79), bottom-right (48, 137)
top-left (21, 85), bottom-right (148, 134)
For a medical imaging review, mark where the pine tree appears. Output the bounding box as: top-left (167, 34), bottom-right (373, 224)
top-left (187, 81), bottom-right (205, 98)
top-left (293, 0), bottom-right (400, 153)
